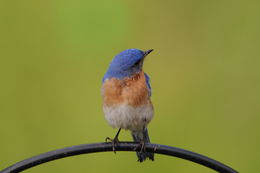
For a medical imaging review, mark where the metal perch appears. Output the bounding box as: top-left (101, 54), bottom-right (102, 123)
top-left (0, 142), bottom-right (238, 173)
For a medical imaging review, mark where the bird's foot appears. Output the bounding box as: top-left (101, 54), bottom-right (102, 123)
top-left (134, 140), bottom-right (146, 152)
top-left (140, 140), bottom-right (146, 152)
top-left (105, 137), bottom-right (120, 153)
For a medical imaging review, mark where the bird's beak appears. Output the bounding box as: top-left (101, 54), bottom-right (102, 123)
top-left (143, 49), bottom-right (154, 57)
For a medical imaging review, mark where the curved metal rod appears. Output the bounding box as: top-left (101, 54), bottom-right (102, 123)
top-left (0, 142), bottom-right (238, 173)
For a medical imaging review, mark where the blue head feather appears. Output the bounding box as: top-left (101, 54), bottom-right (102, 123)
top-left (103, 48), bottom-right (153, 96)
top-left (103, 49), bottom-right (146, 81)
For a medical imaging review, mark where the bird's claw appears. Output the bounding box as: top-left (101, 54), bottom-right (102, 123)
top-left (105, 137), bottom-right (120, 153)
top-left (140, 140), bottom-right (146, 152)
top-left (134, 140), bottom-right (146, 152)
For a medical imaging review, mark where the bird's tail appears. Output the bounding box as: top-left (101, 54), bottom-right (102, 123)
top-left (131, 128), bottom-right (154, 162)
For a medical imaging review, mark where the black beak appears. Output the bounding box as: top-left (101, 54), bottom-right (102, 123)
top-left (144, 49), bottom-right (154, 57)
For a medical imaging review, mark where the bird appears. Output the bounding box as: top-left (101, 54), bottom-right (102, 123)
top-left (101, 48), bottom-right (154, 162)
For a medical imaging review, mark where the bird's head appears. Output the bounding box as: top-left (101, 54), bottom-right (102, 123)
top-left (103, 49), bottom-right (153, 81)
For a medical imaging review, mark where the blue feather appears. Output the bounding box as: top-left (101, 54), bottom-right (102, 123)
top-left (144, 73), bottom-right (152, 96)
top-left (103, 49), bottom-right (146, 81)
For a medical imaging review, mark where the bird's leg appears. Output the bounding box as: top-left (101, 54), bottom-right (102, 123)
top-left (139, 140), bottom-right (146, 152)
top-left (133, 127), bottom-right (147, 152)
top-left (105, 128), bottom-right (121, 153)
top-left (133, 140), bottom-right (146, 152)
top-left (140, 127), bottom-right (146, 152)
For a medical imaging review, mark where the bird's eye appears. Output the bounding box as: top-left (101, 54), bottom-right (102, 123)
top-left (133, 61), bottom-right (139, 67)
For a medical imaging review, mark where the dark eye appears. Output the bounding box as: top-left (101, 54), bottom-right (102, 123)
top-left (133, 61), bottom-right (139, 67)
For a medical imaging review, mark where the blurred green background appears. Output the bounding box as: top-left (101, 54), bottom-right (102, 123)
top-left (1, 0), bottom-right (259, 172)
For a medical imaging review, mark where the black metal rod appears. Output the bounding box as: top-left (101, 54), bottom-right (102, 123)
top-left (0, 142), bottom-right (238, 173)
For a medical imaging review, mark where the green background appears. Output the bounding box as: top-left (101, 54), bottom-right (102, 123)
top-left (1, 0), bottom-right (259, 172)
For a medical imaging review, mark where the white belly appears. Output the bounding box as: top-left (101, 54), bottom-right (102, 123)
top-left (103, 104), bottom-right (154, 131)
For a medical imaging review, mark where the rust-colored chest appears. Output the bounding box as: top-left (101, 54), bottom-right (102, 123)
top-left (102, 72), bottom-right (150, 107)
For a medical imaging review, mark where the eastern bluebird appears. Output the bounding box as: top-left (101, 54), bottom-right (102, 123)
top-left (102, 49), bottom-right (154, 162)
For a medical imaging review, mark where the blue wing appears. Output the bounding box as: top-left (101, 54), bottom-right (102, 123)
top-left (144, 73), bottom-right (152, 96)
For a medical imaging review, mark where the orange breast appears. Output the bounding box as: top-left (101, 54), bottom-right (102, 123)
top-left (102, 72), bottom-right (150, 107)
